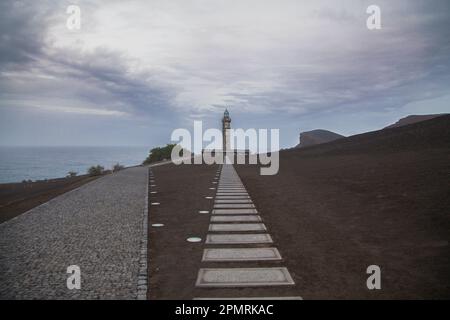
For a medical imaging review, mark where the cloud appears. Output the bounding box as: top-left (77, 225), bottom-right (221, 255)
top-left (0, 0), bottom-right (449, 146)
top-left (0, 1), bottom-right (177, 122)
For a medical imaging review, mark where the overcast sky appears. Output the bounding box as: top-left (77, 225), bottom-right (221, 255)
top-left (1, 0), bottom-right (449, 148)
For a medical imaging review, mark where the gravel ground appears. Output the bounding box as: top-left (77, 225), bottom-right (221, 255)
top-left (0, 166), bottom-right (148, 299)
top-left (235, 116), bottom-right (450, 299)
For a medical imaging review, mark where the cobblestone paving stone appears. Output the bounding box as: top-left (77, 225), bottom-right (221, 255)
top-left (0, 166), bottom-right (148, 299)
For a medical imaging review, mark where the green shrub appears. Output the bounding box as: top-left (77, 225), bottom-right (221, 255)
top-left (87, 165), bottom-right (104, 176)
top-left (113, 163), bottom-right (125, 172)
top-left (67, 171), bottom-right (78, 178)
top-left (143, 144), bottom-right (177, 165)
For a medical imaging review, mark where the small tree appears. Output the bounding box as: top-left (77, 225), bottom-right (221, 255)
top-left (87, 165), bottom-right (104, 176)
top-left (113, 163), bottom-right (125, 172)
top-left (67, 171), bottom-right (78, 178)
top-left (143, 144), bottom-right (177, 165)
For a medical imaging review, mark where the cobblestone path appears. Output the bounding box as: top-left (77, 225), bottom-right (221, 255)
top-left (0, 166), bottom-right (149, 299)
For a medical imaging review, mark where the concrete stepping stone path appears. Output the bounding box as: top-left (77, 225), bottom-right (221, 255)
top-left (205, 233), bottom-right (274, 244)
top-left (215, 195), bottom-right (250, 199)
top-left (194, 297), bottom-right (303, 300)
top-left (196, 267), bottom-right (294, 287)
top-left (214, 204), bottom-right (255, 208)
top-left (194, 164), bottom-right (300, 299)
top-left (212, 208), bottom-right (258, 215)
top-left (215, 199), bottom-right (253, 203)
top-left (209, 223), bottom-right (267, 232)
top-left (202, 248), bottom-right (282, 262)
top-left (210, 215), bottom-right (262, 222)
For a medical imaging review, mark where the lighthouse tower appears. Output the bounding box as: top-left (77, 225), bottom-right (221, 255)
top-left (222, 109), bottom-right (231, 156)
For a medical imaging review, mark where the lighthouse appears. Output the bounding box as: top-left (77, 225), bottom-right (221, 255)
top-left (222, 109), bottom-right (231, 157)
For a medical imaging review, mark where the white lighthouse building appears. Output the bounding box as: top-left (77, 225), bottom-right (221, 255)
top-left (222, 109), bottom-right (231, 155)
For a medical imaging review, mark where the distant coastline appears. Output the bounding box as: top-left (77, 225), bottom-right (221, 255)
top-left (0, 146), bottom-right (150, 184)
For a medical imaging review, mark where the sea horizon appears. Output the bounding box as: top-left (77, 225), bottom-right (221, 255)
top-left (0, 146), bottom-right (151, 183)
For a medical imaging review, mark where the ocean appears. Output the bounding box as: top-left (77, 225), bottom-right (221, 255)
top-left (0, 146), bottom-right (151, 183)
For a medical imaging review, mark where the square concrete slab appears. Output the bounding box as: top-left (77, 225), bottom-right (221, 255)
top-left (193, 297), bottom-right (303, 300)
top-left (202, 248), bottom-right (282, 262)
top-left (212, 209), bottom-right (258, 214)
top-left (214, 204), bottom-right (255, 208)
top-left (217, 191), bottom-right (247, 194)
top-left (219, 183), bottom-right (243, 185)
top-left (215, 195), bottom-right (250, 199)
top-left (217, 186), bottom-right (244, 188)
top-left (195, 267), bottom-right (295, 287)
top-left (210, 215), bottom-right (261, 222)
top-left (209, 223), bottom-right (266, 232)
top-left (220, 184), bottom-right (242, 185)
top-left (215, 199), bottom-right (253, 204)
top-left (219, 182), bottom-right (243, 184)
top-left (219, 185), bottom-right (244, 188)
top-left (206, 233), bottom-right (273, 244)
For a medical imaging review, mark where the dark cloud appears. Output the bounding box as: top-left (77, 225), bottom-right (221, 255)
top-left (0, 0), bottom-right (449, 147)
top-left (0, 1), bottom-right (46, 67)
top-left (45, 47), bottom-right (177, 118)
top-left (0, 0), bottom-right (179, 129)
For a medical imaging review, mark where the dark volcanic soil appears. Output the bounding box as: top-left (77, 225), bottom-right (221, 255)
top-left (147, 115), bottom-right (449, 299)
top-left (0, 175), bottom-right (99, 223)
top-left (234, 115), bottom-right (450, 299)
top-left (147, 162), bottom-right (219, 299)
top-left (147, 162), bottom-right (304, 299)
